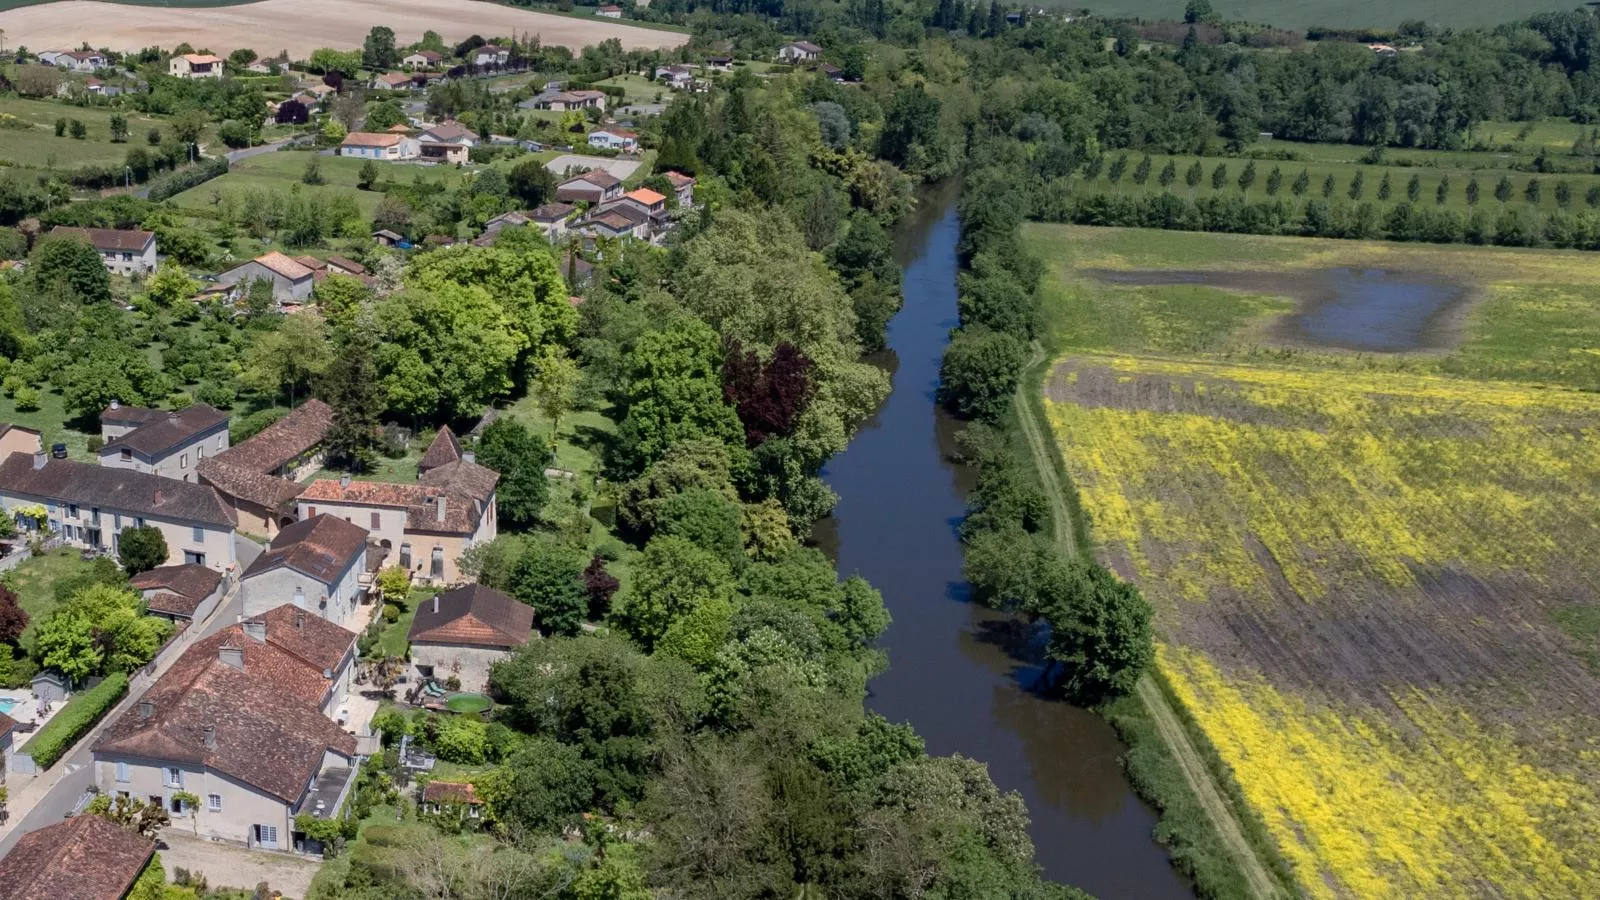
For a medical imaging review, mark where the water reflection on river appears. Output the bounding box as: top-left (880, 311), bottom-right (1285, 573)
top-left (814, 184), bottom-right (1193, 898)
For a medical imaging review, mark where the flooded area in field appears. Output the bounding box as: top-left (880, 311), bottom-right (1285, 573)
top-left (1094, 268), bottom-right (1470, 352)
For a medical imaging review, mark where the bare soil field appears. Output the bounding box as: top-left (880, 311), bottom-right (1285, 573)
top-left (0, 0), bottom-right (687, 56)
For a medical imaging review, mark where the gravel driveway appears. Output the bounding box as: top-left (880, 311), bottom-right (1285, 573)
top-left (159, 833), bottom-right (322, 899)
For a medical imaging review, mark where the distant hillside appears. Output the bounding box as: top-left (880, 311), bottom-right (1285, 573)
top-left (1063, 0), bottom-right (1583, 32)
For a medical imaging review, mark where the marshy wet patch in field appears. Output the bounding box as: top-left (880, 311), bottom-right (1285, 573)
top-left (1090, 267), bottom-right (1472, 352)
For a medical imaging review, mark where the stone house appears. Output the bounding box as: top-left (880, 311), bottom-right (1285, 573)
top-left (403, 50), bottom-right (444, 69)
top-left (48, 226), bottom-right (158, 277)
top-left (663, 170), bottom-right (696, 206)
top-left (240, 514), bottom-right (370, 628)
top-left (554, 168), bottom-right (624, 204)
top-left (215, 252), bottom-right (315, 302)
top-left (129, 563), bottom-right (226, 623)
top-left (197, 399), bottom-right (333, 538)
top-left (0, 450), bottom-right (237, 572)
top-left (420, 780), bottom-right (484, 821)
top-left (295, 431), bottom-right (497, 585)
top-left (98, 401), bottom-right (230, 483)
top-left (92, 604), bottom-right (360, 851)
top-left (169, 53), bottom-right (224, 78)
top-left (407, 584), bottom-right (533, 691)
top-left (778, 41), bottom-right (822, 63)
top-left (0, 814), bottom-right (157, 900)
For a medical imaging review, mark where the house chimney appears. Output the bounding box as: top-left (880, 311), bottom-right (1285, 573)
top-left (110, 399), bottom-right (120, 410)
top-left (436, 495), bottom-right (447, 523)
top-left (168, 411), bottom-right (181, 424)
top-left (433, 594), bottom-right (439, 615)
top-left (462, 451), bottom-right (475, 464)
top-left (138, 700), bottom-right (154, 721)
top-left (340, 473), bottom-right (351, 488)
top-left (153, 488), bottom-right (164, 507)
top-left (242, 618), bottom-right (266, 643)
top-left (31, 451), bottom-right (45, 470)
top-left (218, 645), bottom-right (244, 669)
top-left (295, 611), bottom-right (305, 630)
top-left (202, 723), bottom-right (216, 750)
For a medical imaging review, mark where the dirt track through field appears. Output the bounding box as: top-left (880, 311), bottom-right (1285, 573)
top-left (0, 0), bottom-right (687, 56)
top-left (1016, 344), bottom-right (1284, 900)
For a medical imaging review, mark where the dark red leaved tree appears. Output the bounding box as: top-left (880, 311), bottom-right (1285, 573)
top-left (581, 556), bottom-right (620, 621)
top-left (0, 585), bottom-right (28, 645)
top-left (722, 340), bottom-right (814, 446)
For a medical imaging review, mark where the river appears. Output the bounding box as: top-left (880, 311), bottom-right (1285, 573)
top-left (815, 184), bottom-right (1194, 898)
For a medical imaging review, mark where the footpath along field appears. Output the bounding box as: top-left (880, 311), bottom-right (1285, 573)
top-left (1027, 224), bottom-right (1600, 898)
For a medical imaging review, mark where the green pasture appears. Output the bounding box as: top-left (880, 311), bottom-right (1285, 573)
top-left (0, 96), bottom-right (199, 170)
top-left (168, 151), bottom-right (466, 216)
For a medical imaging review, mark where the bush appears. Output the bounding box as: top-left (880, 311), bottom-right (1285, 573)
top-left (382, 604), bottom-right (400, 623)
top-left (12, 387), bottom-right (40, 413)
top-left (146, 157), bottom-right (229, 202)
top-left (376, 567), bottom-right (411, 601)
top-left (21, 672), bottom-right (128, 768)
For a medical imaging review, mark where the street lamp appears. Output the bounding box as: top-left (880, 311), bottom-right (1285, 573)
top-left (124, 165), bottom-right (132, 189)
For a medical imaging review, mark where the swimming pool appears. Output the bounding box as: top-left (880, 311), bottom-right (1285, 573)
top-left (0, 698), bottom-right (20, 715)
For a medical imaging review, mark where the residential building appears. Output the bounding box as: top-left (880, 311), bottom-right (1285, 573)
top-left (778, 40), bottom-right (822, 63)
top-left (471, 45), bottom-right (510, 66)
top-left (246, 54), bottom-right (289, 74)
top-left (520, 88), bottom-right (607, 112)
top-left (39, 49), bottom-right (107, 71)
top-left (129, 563), bottom-right (225, 624)
top-left (0, 450), bottom-right (237, 571)
top-left (618, 186), bottom-right (667, 217)
top-left (296, 431), bottom-right (497, 585)
top-left (587, 128), bottom-right (638, 152)
top-left (197, 399), bottom-right (333, 539)
top-left (370, 71), bottom-right (415, 91)
top-left (291, 255), bottom-right (372, 286)
top-left (92, 605), bottom-right (360, 851)
top-left (407, 584), bottom-right (533, 691)
top-left (0, 424), bottom-right (42, 461)
top-left (373, 229), bottom-right (406, 247)
top-left (169, 53), bottom-right (224, 78)
top-left (240, 514), bottom-right (369, 627)
top-left (0, 814), bottom-right (156, 900)
top-left (417, 122), bottom-right (478, 164)
top-left (215, 252), bottom-right (315, 302)
top-left (706, 55), bottom-right (734, 71)
top-left (98, 401), bottom-right (230, 483)
top-left (340, 131), bottom-right (420, 160)
top-left (48, 226), bottom-right (158, 276)
top-left (663, 170), bottom-right (696, 206)
top-left (654, 64), bottom-right (693, 89)
top-left (554, 168), bottom-right (624, 204)
top-left (576, 204), bottom-right (650, 241)
top-left (403, 50), bottom-right (444, 68)
top-left (529, 202), bottom-right (576, 240)
top-left (596, 3), bottom-right (623, 16)
top-left (420, 780), bottom-right (484, 819)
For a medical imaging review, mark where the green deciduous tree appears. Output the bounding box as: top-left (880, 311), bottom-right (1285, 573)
top-left (476, 417), bottom-right (554, 530)
top-left (37, 584), bottom-right (170, 681)
top-left (620, 535), bottom-right (735, 651)
top-left (937, 327), bottom-right (1026, 422)
top-left (362, 25), bottom-right (399, 70)
top-left (1035, 560), bottom-right (1154, 704)
top-left (117, 526), bottom-right (167, 575)
top-left (615, 319), bottom-right (744, 475)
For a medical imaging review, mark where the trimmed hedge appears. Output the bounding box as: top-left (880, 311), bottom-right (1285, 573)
top-left (21, 672), bottom-right (128, 769)
top-left (146, 157), bottom-right (229, 202)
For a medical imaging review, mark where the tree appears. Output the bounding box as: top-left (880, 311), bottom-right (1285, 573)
top-left (146, 260), bottom-right (197, 308)
top-left (1184, 0), bottom-right (1215, 24)
top-left (1184, 160), bottom-right (1203, 197)
top-left (0, 585), bottom-right (26, 645)
top-left (1525, 178), bottom-right (1542, 205)
top-left (377, 567), bottom-right (411, 602)
top-left (721, 341), bottom-right (814, 447)
top-left (1237, 160), bottom-right (1257, 199)
top-left (1467, 177), bottom-right (1481, 206)
top-left (358, 159), bottom-right (379, 191)
top-left (363, 25), bottom-right (398, 70)
top-left (30, 235), bottom-right (111, 303)
top-left (1406, 173), bottom-right (1421, 203)
top-left (530, 346), bottom-right (580, 439)
top-left (69, 119), bottom-right (86, 140)
top-left (275, 100), bottom-right (309, 125)
top-left (616, 320), bottom-right (745, 475)
top-left (1209, 162), bottom-right (1227, 190)
top-left (477, 418), bottom-right (554, 530)
top-left (1587, 185), bottom-right (1600, 209)
top-left (217, 120), bottom-right (251, 149)
top-left (87, 794), bottom-right (170, 839)
top-left (656, 487), bottom-right (744, 572)
top-left (364, 99), bottom-right (406, 131)
top-left (322, 327), bottom-right (383, 473)
top-left (1347, 169), bottom-right (1364, 201)
top-left (508, 156), bottom-right (557, 207)
top-left (879, 83), bottom-right (941, 168)
top-left (109, 114), bottom-right (128, 143)
top-left (1106, 153), bottom-right (1128, 193)
top-left (302, 155), bottom-right (325, 186)
top-left (478, 738), bottom-right (594, 832)
top-left (1378, 172), bottom-right (1392, 200)
top-left (1321, 173), bottom-right (1336, 199)
top-left (1438, 175), bottom-right (1453, 206)
top-left (1495, 175), bottom-right (1513, 205)
top-left (117, 526), bottom-right (168, 575)
top-left (1158, 159), bottom-right (1176, 189)
top-left (1265, 165), bottom-right (1282, 197)
top-left (1292, 168), bottom-right (1310, 199)
top-left (171, 111), bottom-right (207, 149)
top-left (510, 536), bottom-right (588, 636)
top-left (1036, 560), bottom-right (1153, 704)
top-left (582, 556), bottom-right (620, 620)
top-left (937, 328), bottom-right (1026, 422)
top-left (242, 313), bottom-right (332, 406)
top-left (620, 535), bottom-right (735, 650)
top-left (38, 584), bottom-right (169, 680)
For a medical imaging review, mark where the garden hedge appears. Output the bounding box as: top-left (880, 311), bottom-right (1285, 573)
top-left (21, 672), bottom-right (128, 769)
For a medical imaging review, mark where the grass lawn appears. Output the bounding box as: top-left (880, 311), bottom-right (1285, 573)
top-left (5, 548), bottom-right (97, 644)
top-left (0, 96), bottom-right (201, 170)
top-left (169, 151), bottom-right (465, 217)
top-left (595, 73), bottom-right (668, 106)
top-left (371, 587), bottom-right (435, 659)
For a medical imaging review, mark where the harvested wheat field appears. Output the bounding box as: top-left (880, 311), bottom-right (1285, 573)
top-left (0, 0), bottom-right (687, 57)
top-left (1030, 225), bottom-right (1600, 898)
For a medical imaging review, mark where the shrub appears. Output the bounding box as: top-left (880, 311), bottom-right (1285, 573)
top-left (376, 567), bottom-right (411, 602)
top-left (382, 604), bottom-right (400, 623)
top-left (146, 157), bottom-right (229, 202)
top-left (21, 672), bottom-right (128, 768)
top-left (12, 387), bottom-right (40, 412)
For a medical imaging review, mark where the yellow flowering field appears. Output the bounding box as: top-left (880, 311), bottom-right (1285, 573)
top-left (1046, 353), bottom-right (1600, 898)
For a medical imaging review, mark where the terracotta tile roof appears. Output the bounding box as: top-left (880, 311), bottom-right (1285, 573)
top-left (244, 514), bottom-right (368, 584)
top-left (420, 458), bottom-right (499, 505)
top-left (375, 72), bottom-right (412, 87)
top-left (422, 780), bottom-right (482, 804)
top-left (578, 168), bottom-right (621, 188)
top-left (196, 458), bottom-right (306, 511)
top-left (625, 187), bottom-right (665, 206)
top-left (100, 403), bottom-right (163, 427)
top-left (664, 171), bottom-right (695, 189)
top-left (343, 131), bottom-right (404, 148)
top-left (48, 225), bottom-right (154, 254)
top-left (326, 255), bottom-right (366, 275)
top-left (249, 602), bottom-right (357, 674)
top-left (0, 454), bottom-right (236, 528)
top-left (408, 584), bottom-right (533, 648)
top-left (530, 202), bottom-right (575, 221)
top-left (181, 53), bottom-right (224, 64)
top-left (130, 563), bottom-right (222, 608)
top-left (0, 814), bottom-right (155, 900)
top-left (100, 403), bottom-right (227, 459)
top-left (254, 251), bottom-right (315, 281)
top-left (595, 127), bottom-right (637, 139)
top-left (93, 606), bottom-right (357, 803)
top-left (146, 590), bottom-right (201, 618)
top-left (211, 399), bottom-right (333, 475)
top-left (418, 427), bottom-right (462, 473)
top-left (0, 711), bottom-right (15, 742)
top-left (300, 478), bottom-right (483, 534)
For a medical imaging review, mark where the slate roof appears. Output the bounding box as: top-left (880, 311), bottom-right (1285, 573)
top-left (48, 225), bottom-right (154, 253)
top-left (418, 427), bottom-right (462, 473)
top-left (93, 605), bottom-right (356, 803)
top-left (0, 454), bottom-right (235, 528)
top-left (244, 514), bottom-right (368, 584)
top-left (100, 403), bottom-right (227, 459)
top-left (0, 814), bottom-right (155, 900)
top-left (129, 563), bottom-right (222, 605)
top-left (422, 780), bottom-right (482, 805)
top-left (408, 584), bottom-right (533, 649)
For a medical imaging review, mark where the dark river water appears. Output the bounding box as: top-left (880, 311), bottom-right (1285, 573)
top-left (1097, 267), bottom-right (1468, 352)
top-left (815, 185), bottom-right (1193, 898)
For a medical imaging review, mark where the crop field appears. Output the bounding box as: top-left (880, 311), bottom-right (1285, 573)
top-left (1069, 150), bottom-right (1600, 217)
top-left (0, 0), bottom-right (689, 56)
top-left (1045, 0), bottom-right (1574, 31)
top-left (1029, 224), bottom-right (1600, 897)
